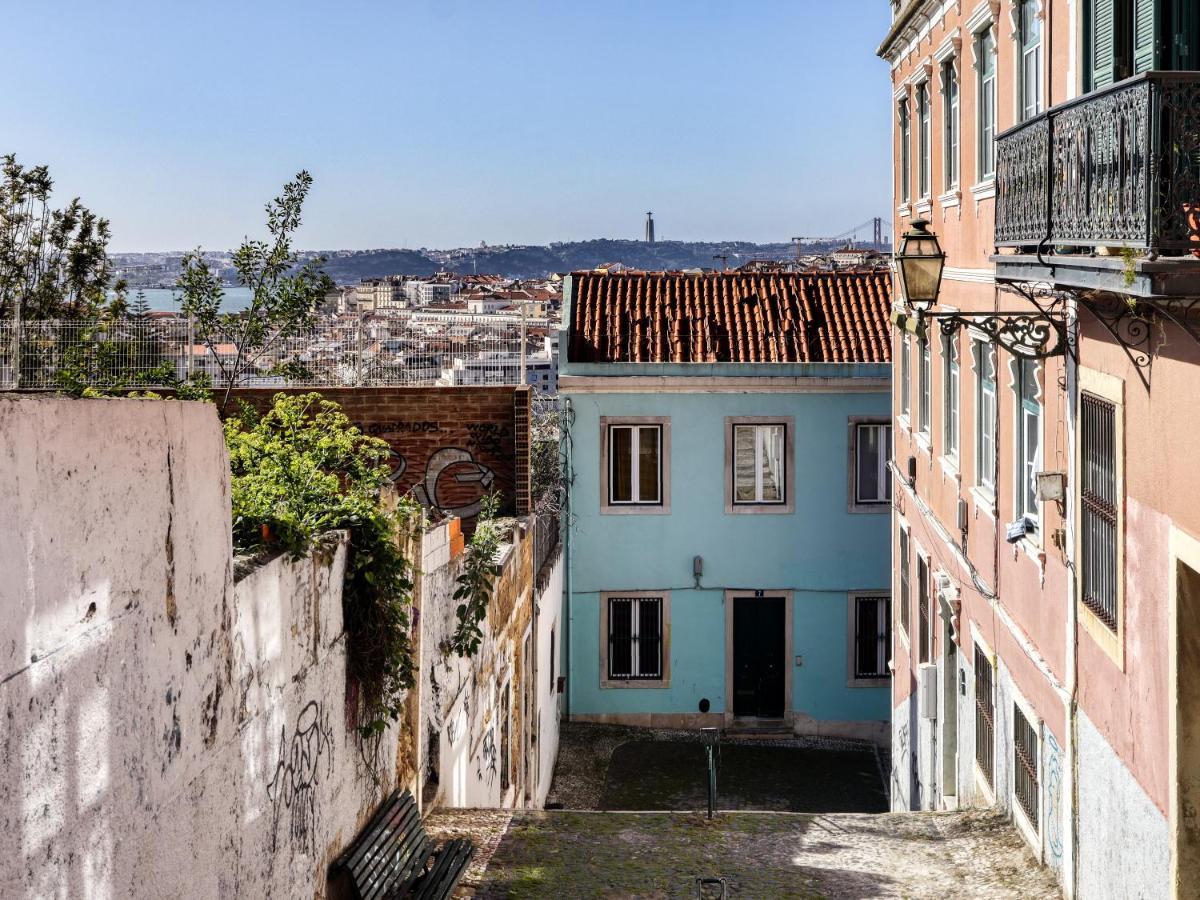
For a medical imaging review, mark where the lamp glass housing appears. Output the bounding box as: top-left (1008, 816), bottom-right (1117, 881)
top-left (897, 219), bottom-right (945, 311)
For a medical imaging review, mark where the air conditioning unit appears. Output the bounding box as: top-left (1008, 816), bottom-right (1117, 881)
top-left (918, 663), bottom-right (938, 720)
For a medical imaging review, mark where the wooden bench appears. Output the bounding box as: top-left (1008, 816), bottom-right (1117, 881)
top-left (330, 789), bottom-right (474, 900)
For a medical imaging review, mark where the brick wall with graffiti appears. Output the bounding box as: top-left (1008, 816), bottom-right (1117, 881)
top-left (229, 386), bottom-right (532, 527)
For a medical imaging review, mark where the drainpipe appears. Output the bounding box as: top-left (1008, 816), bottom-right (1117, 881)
top-left (1064, 296), bottom-right (1080, 900)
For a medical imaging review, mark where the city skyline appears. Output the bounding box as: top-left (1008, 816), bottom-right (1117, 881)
top-left (2, 1), bottom-right (893, 252)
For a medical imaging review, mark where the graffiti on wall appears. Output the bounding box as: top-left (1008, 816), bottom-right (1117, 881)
top-left (266, 701), bottom-right (334, 855)
top-left (892, 720), bottom-right (909, 807)
top-left (1045, 729), bottom-right (1064, 868)
top-left (478, 727), bottom-right (498, 785)
top-left (412, 447), bottom-right (497, 519)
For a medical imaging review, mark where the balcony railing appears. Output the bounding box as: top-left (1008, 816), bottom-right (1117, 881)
top-left (995, 72), bottom-right (1200, 253)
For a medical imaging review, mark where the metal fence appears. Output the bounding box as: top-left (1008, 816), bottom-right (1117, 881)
top-left (0, 312), bottom-right (559, 393)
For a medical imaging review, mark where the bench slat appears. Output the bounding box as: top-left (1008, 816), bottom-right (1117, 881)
top-left (358, 805), bottom-right (424, 897)
top-left (408, 841), bottom-right (474, 900)
top-left (342, 790), bottom-right (410, 875)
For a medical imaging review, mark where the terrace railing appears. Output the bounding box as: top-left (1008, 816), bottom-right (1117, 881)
top-left (0, 312), bottom-right (557, 393)
top-left (995, 72), bottom-right (1200, 253)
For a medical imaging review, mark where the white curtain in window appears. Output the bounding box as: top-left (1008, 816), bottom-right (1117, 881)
top-left (760, 426), bottom-right (784, 502)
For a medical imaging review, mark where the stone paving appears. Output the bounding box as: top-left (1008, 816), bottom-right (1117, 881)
top-left (422, 724), bottom-right (1060, 898)
top-left (424, 807), bottom-right (1062, 898)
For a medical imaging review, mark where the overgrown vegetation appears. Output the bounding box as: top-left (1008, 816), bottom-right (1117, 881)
top-left (448, 493), bottom-right (504, 657)
top-left (177, 171), bottom-right (334, 411)
top-left (223, 392), bottom-right (418, 736)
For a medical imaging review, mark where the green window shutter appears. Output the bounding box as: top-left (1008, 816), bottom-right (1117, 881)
top-left (1091, 0), bottom-right (1118, 89)
top-left (1132, 0), bottom-right (1159, 73)
top-left (1172, 0), bottom-right (1199, 70)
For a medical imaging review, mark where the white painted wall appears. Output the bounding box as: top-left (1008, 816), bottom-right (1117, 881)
top-left (0, 396), bottom-right (402, 899)
top-left (534, 552), bottom-right (564, 806)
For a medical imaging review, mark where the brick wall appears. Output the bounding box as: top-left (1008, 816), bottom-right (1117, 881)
top-left (228, 386), bottom-right (531, 525)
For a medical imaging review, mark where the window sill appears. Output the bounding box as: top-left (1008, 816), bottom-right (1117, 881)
top-left (970, 485), bottom-right (997, 520)
top-left (600, 678), bottom-right (670, 690)
top-left (898, 414), bottom-right (911, 433)
top-left (1079, 601), bottom-right (1124, 671)
top-left (970, 179), bottom-right (996, 202)
top-left (898, 203), bottom-right (912, 218)
top-left (939, 454), bottom-right (961, 481)
top-left (849, 500), bottom-right (890, 515)
top-left (914, 431), bottom-right (933, 455)
top-left (601, 503), bottom-right (672, 516)
top-left (939, 189), bottom-right (961, 208)
top-left (915, 199), bottom-right (933, 217)
top-left (847, 676), bottom-right (891, 689)
top-left (726, 502), bottom-right (795, 515)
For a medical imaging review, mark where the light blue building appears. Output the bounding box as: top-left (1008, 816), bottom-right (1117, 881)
top-left (559, 269), bottom-right (894, 742)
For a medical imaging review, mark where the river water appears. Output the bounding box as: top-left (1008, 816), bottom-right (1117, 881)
top-left (125, 286), bottom-right (253, 312)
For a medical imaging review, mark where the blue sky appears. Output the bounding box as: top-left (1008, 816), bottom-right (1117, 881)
top-left (2, 1), bottom-right (893, 251)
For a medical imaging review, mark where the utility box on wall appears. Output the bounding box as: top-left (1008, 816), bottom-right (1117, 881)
top-left (918, 663), bottom-right (938, 719)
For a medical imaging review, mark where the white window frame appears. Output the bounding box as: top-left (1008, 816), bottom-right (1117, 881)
top-left (899, 97), bottom-right (912, 205)
top-left (1012, 358), bottom-right (1041, 531)
top-left (1016, 0), bottom-right (1044, 123)
top-left (975, 26), bottom-right (998, 183)
top-left (900, 333), bottom-right (912, 424)
top-left (847, 591), bottom-right (892, 687)
top-left (917, 81), bottom-right (932, 199)
top-left (849, 417), bottom-right (892, 513)
top-left (973, 338), bottom-right (997, 497)
top-left (943, 331), bottom-right (960, 463)
top-left (898, 521), bottom-right (912, 648)
top-left (600, 416), bottom-right (671, 515)
top-left (599, 591), bottom-right (670, 688)
top-left (725, 417), bottom-right (794, 514)
top-left (918, 335), bottom-right (932, 437)
top-left (942, 58), bottom-right (960, 191)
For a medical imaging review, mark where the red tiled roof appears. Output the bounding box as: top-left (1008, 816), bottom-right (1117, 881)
top-left (568, 270), bottom-right (892, 364)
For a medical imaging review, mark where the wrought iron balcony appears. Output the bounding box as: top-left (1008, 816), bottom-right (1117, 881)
top-left (995, 72), bottom-right (1200, 255)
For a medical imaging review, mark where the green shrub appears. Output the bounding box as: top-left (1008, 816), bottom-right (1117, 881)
top-left (224, 392), bottom-right (417, 736)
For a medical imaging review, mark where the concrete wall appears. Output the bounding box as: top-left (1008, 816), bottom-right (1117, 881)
top-left (229, 386), bottom-right (532, 525)
top-left (563, 382), bottom-right (891, 738)
top-left (1077, 711), bottom-right (1169, 900)
top-left (419, 513), bottom-right (556, 810)
top-left (0, 396), bottom-right (404, 899)
top-left (534, 552), bottom-right (564, 806)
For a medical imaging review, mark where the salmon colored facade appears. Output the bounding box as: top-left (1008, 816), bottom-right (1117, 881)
top-left (881, 2), bottom-right (1200, 897)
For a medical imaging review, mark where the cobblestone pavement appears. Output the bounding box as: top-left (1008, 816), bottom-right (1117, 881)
top-left (424, 807), bottom-right (1062, 899)
top-left (547, 722), bottom-right (891, 813)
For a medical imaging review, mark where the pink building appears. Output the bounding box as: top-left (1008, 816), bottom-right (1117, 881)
top-left (879, 2), bottom-right (1200, 897)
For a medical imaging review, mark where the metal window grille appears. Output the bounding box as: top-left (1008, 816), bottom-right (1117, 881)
top-left (854, 595), bottom-right (891, 679)
top-left (899, 530), bottom-right (911, 637)
top-left (918, 557), bottom-right (931, 663)
top-left (1013, 703), bottom-right (1040, 827)
top-left (1081, 393), bottom-right (1119, 630)
top-left (974, 645), bottom-right (995, 787)
top-left (607, 597), bottom-right (663, 681)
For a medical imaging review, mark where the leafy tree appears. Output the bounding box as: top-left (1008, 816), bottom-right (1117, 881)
top-left (177, 171), bottom-right (333, 411)
top-left (0, 153), bottom-right (115, 321)
top-left (224, 392), bottom-right (418, 735)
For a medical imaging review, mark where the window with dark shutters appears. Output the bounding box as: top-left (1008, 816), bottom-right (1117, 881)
top-left (1081, 393), bottom-right (1119, 631)
top-left (918, 557), bottom-right (931, 664)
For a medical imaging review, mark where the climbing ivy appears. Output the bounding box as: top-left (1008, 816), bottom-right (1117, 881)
top-left (223, 392), bottom-right (418, 736)
top-left (447, 493), bottom-right (503, 658)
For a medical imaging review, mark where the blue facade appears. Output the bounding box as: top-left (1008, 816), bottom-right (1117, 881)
top-left (561, 355), bottom-right (893, 738)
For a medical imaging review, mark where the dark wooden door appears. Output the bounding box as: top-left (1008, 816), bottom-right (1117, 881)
top-left (733, 597), bottom-right (786, 718)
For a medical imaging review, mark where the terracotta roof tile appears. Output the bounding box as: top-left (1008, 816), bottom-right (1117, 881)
top-left (567, 270), bottom-right (892, 364)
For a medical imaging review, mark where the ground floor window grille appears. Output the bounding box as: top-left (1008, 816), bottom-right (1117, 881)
top-left (1081, 392), bottom-right (1118, 629)
top-left (1013, 704), bottom-right (1039, 827)
top-left (607, 596), bottom-right (663, 680)
top-left (853, 594), bottom-right (891, 679)
top-left (974, 646), bottom-right (994, 788)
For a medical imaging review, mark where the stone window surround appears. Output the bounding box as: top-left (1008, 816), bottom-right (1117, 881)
top-left (724, 416), bottom-right (795, 514)
top-left (599, 416), bottom-right (671, 515)
top-left (847, 590), bottom-right (892, 688)
top-left (599, 590), bottom-right (672, 689)
top-left (848, 416), bottom-right (892, 514)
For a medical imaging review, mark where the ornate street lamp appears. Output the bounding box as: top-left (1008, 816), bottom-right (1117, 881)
top-left (892, 219), bottom-right (1070, 361)
top-left (895, 219), bottom-right (945, 313)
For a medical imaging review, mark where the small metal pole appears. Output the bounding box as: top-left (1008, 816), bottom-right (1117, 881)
top-left (701, 726), bottom-right (718, 819)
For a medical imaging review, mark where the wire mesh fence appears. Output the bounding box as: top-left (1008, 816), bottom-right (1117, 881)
top-left (0, 312), bottom-right (559, 393)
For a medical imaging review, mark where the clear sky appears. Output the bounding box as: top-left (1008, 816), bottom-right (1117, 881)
top-left (2, 1), bottom-right (894, 252)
